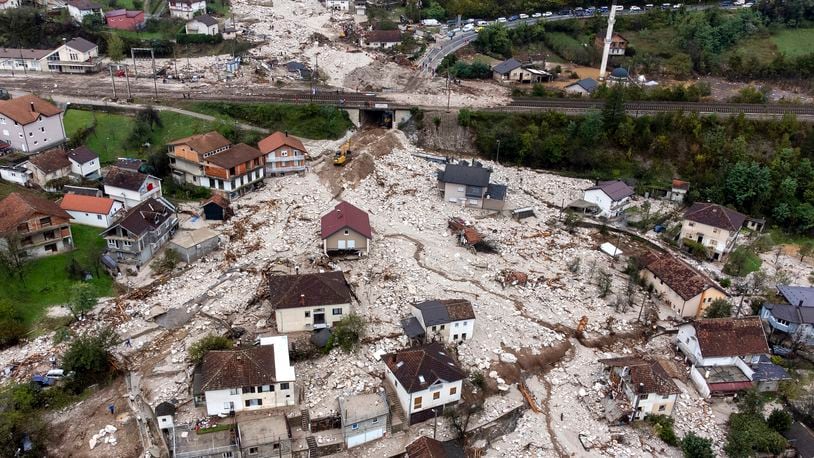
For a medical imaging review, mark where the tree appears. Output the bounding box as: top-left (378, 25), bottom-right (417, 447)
top-left (704, 298), bottom-right (732, 318)
top-left (738, 388), bottom-right (765, 416)
top-left (0, 234), bottom-right (30, 284)
top-left (106, 33), bottom-right (125, 62)
top-left (328, 313), bottom-right (366, 353)
top-left (62, 328), bottom-right (118, 392)
top-left (597, 270), bottom-right (612, 298)
top-left (188, 334), bottom-right (233, 364)
top-left (81, 13), bottom-right (104, 32)
top-left (681, 432), bottom-right (714, 458)
top-left (766, 409), bottom-right (792, 433)
top-left (799, 242), bottom-right (813, 262)
top-left (602, 87), bottom-right (626, 133)
top-left (0, 301), bottom-right (27, 349)
top-left (68, 283), bottom-right (98, 321)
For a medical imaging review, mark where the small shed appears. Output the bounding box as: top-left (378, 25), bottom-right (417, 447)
top-left (167, 228), bottom-right (221, 263)
top-left (600, 242), bottom-right (622, 257)
top-left (155, 402), bottom-right (176, 429)
top-left (202, 194), bottom-right (233, 221)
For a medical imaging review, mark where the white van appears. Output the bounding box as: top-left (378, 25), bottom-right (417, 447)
top-left (497, 16), bottom-right (508, 23)
top-left (462, 24), bottom-right (475, 32)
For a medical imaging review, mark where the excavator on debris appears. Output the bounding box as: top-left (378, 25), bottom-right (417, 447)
top-left (333, 140), bottom-right (352, 166)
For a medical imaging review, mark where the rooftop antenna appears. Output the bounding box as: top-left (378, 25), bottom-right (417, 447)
top-left (598, 1), bottom-right (618, 81)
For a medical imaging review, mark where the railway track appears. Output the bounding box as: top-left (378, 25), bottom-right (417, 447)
top-left (510, 97), bottom-right (814, 116)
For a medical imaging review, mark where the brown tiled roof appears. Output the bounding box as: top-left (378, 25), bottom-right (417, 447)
top-left (28, 148), bottom-right (71, 174)
top-left (0, 95), bottom-right (62, 126)
top-left (205, 143), bottom-right (264, 169)
top-left (672, 179), bottom-right (689, 191)
top-left (383, 342), bottom-right (465, 393)
top-left (0, 192), bottom-right (71, 234)
top-left (266, 271), bottom-right (352, 310)
top-left (684, 202), bottom-right (746, 232)
top-left (599, 356), bottom-right (680, 396)
top-left (169, 131), bottom-right (230, 154)
top-left (406, 436), bottom-right (447, 458)
top-left (113, 158), bottom-right (143, 171)
top-left (200, 346), bottom-right (278, 391)
top-left (202, 193), bottom-right (231, 209)
top-left (60, 194), bottom-right (115, 214)
top-left (257, 131), bottom-right (306, 155)
top-left (414, 299), bottom-right (475, 326)
top-left (101, 197), bottom-right (173, 237)
top-left (67, 146), bottom-right (98, 164)
top-left (367, 30), bottom-right (402, 43)
top-left (640, 252), bottom-right (723, 301)
top-left (694, 317), bottom-right (769, 358)
top-left (0, 48), bottom-right (52, 60)
top-left (104, 166), bottom-right (149, 191)
top-left (320, 201), bottom-right (372, 239)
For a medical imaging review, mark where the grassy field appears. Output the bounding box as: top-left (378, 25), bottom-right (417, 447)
top-left (112, 29), bottom-right (168, 40)
top-left (64, 109), bottom-right (220, 163)
top-left (771, 28), bottom-right (814, 58)
top-left (0, 225), bottom-right (113, 326)
top-left (726, 36), bottom-right (778, 66)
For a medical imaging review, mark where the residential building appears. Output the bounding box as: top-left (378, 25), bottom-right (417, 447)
top-left (66, 0), bottom-right (102, 22)
top-left (594, 32), bottom-right (628, 56)
top-left (436, 161), bottom-right (507, 210)
top-left (0, 94), bottom-right (66, 153)
top-left (639, 252), bottom-right (728, 318)
top-left (103, 167), bottom-right (162, 209)
top-left (326, 0), bottom-right (349, 10)
top-left (64, 185), bottom-right (103, 197)
top-left (154, 402), bottom-right (176, 429)
top-left (677, 317), bottom-right (776, 397)
top-left (168, 0), bottom-right (206, 19)
top-left (201, 194), bottom-right (232, 221)
top-left (680, 202), bottom-right (746, 260)
top-left (0, 48), bottom-right (51, 72)
top-left (24, 148), bottom-right (72, 187)
top-left (564, 78), bottom-right (599, 95)
top-left (0, 0), bottom-right (20, 10)
top-left (582, 180), bottom-right (634, 218)
top-left (0, 165), bottom-right (31, 185)
top-left (751, 355), bottom-right (791, 392)
top-left (167, 131), bottom-right (231, 185)
top-left (238, 415), bottom-right (292, 458)
top-left (258, 131), bottom-right (307, 177)
top-left (194, 335), bottom-right (296, 415)
top-left (167, 227), bottom-right (220, 263)
top-left (383, 342), bottom-right (465, 425)
top-left (405, 436), bottom-right (466, 458)
top-left (599, 356), bottom-right (680, 421)
top-left (354, 0), bottom-right (365, 15)
top-left (59, 194), bottom-right (123, 228)
top-left (402, 299), bottom-right (475, 345)
top-left (0, 192), bottom-right (73, 257)
top-left (67, 146), bottom-right (101, 179)
top-left (46, 37), bottom-right (101, 73)
top-left (339, 392), bottom-right (389, 448)
top-left (105, 9), bottom-right (145, 30)
top-left (266, 271), bottom-right (353, 333)
top-left (185, 15), bottom-right (219, 35)
top-left (668, 178), bottom-right (689, 202)
top-left (172, 425), bottom-right (239, 458)
top-left (362, 30), bottom-right (402, 49)
top-left (112, 157), bottom-right (144, 172)
top-left (491, 58), bottom-right (552, 83)
top-left (100, 197), bottom-right (177, 267)
top-left (201, 143), bottom-right (265, 199)
top-left (320, 201), bottom-right (372, 255)
top-left (760, 284), bottom-right (814, 347)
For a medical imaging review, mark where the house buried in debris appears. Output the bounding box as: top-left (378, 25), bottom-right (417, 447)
top-left (599, 356), bottom-right (680, 422)
top-left (320, 201), bottom-right (372, 256)
top-left (761, 284), bottom-right (814, 347)
top-left (437, 161), bottom-right (507, 210)
top-left (639, 252), bottom-right (728, 318)
top-left (401, 299), bottom-right (476, 345)
top-left (266, 271), bottom-right (353, 333)
top-left (680, 202), bottom-right (746, 260)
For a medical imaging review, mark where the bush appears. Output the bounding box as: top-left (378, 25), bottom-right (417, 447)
top-left (0, 301), bottom-right (27, 349)
top-left (719, 277), bottom-right (732, 288)
top-left (163, 179), bottom-right (212, 200)
top-left (471, 371), bottom-right (485, 389)
top-left (683, 238), bottom-right (709, 259)
top-left (327, 313), bottom-right (365, 353)
top-left (152, 249), bottom-right (181, 274)
top-left (648, 414), bottom-right (679, 446)
top-left (724, 247), bottom-right (762, 277)
top-left (188, 334), bottom-right (233, 364)
top-left (681, 432), bottom-right (714, 458)
top-left (726, 413), bottom-right (788, 456)
top-left (704, 298), bottom-right (733, 318)
top-left (176, 32), bottom-right (224, 45)
top-left (767, 409), bottom-right (792, 433)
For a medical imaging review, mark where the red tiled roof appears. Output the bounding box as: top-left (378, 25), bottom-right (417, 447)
top-left (640, 252), bottom-right (723, 301)
top-left (60, 194), bottom-right (115, 214)
top-left (320, 201), bottom-right (372, 239)
top-left (406, 436), bottom-right (447, 458)
top-left (684, 202), bottom-right (746, 232)
top-left (202, 193), bottom-right (231, 209)
top-left (383, 342), bottom-right (465, 394)
top-left (599, 356), bottom-right (680, 396)
top-left (367, 30), bottom-right (402, 43)
top-left (672, 179), bottom-right (689, 191)
top-left (266, 271), bottom-right (352, 310)
top-left (258, 131), bottom-right (306, 155)
top-left (0, 192), bottom-right (71, 234)
top-left (694, 317), bottom-right (769, 358)
top-left (169, 131), bottom-right (230, 154)
top-left (0, 95), bottom-right (62, 126)
top-left (205, 143), bottom-right (264, 169)
top-left (200, 346), bottom-right (278, 391)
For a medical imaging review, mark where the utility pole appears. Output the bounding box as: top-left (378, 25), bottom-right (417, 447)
top-left (446, 70), bottom-right (451, 112)
top-left (131, 48), bottom-right (137, 79)
top-left (125, 65), bottom-right (133, 100)
top-left (109, 65), bottom-right (118, 100)
top-left (173, 44), bottom-right (179, 80)
top-left (496, 139), bottom-right (501, 164)
top-left (150, 48), bottom-right (158, 99)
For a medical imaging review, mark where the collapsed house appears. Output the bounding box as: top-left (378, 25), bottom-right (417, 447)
top-left (599, 356), bottom-right (680, 422)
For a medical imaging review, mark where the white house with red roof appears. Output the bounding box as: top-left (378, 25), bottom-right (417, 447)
top-left (258, 131), bottom-right (307, 177)
top-left (59, 194), bottom-right (122, 228)
top-left (320, 201), bottom-right (371, 256)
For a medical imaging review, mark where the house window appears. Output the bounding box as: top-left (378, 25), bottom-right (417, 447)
top-left (97, 215), bottom-right (103, 220)
top-left (640, 394), bottom-right (649, 400)
top-left (453, 334), bottom-right (458, 340)
top-left (413, 397), bottom-right (422, 409)
top-left (440, 325), bottom-right (445, 330)
top-left (69, 53), bottom-right (78, 60)
top-left (224, 401), bottom-right (234, 410)
top-left (351, 423), bottom-right (359, 430)
top-left (44, 243), bottom-right (57, 252)
top-left (244, 399), bottom-right (263, 407)
top-left (229, 388), bottom-right (239, 395)
top-left (662, 394), bottom-right (670, 399)
top-left (433, 392), bottom-right (440, 400)
top-left (658, 405), bottom-right (666, 411)
top-left (461, 333), bottom-right (467, 339)
top-left (332, 308), bottom-right (343, 315)
top-left (371, 417), bottom-right (379, 424)
top-left (281, 151), bottom-right (288, 157)
top-left (222, 453), bottom-right (233, 458)
top-left (123, 241), bottom-right (132, 247)
top-left (261, 385), bottom-right (272, 392)
top-left (450, 386), bottom-right (457, 395)
top-left (279, 382), bottom-right (290, 390)
top-left (16, 223), bottom-right (28, 232)
top-left (431, 326), bottom-right (436, 332)
top-left (242, 386), bottom-right (257, 394)
top-left (39, 216), bottom-right (52, 226)
top-left (305, 311), bottom-right (311, 318)
top-left (248, 447), bottom-right (259, 455)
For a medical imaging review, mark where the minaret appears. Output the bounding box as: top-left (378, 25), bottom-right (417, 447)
top-left (598, 2), bottom-right (618, 80)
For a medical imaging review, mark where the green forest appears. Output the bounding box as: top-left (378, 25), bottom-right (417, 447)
top-left (460, 91), bottom-right (814, 233)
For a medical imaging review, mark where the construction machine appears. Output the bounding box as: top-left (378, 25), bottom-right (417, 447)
top-left (333, 140), bottom-right (352, 166)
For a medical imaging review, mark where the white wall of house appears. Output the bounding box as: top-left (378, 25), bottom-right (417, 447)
top-left (680, 220), bottom-right (737, 258)
top-left (689, 366), bottom-right (712, 398)
top-left (67, 4), bottom-right (102, 22)
top-left (583, 189), bottom-right (630, 218)
top-left (0, 0), bottom-right (21, 10)
top-left (0, 167), bottom-right (30, 185)
top-left (443, 182), bottom-right (483, 208)
top-left (104, 178), bottom-right (161, 209)
top-left (407, 380), bottom-right (462, 415)
top-left (185, 20), bottom-right (218, 35)
top-left (0, 112), bottom-right (66, 153)
top-left (640, 269), bottom-right (724, 318)
top-left (633, 392), bottom-right (677, 419)
top-left (0, 56), bottom-right (46, 71)
top-left (275, 303), bottom-right (350, 333)
top-left (65, 202), bottom-right (122, 228)
top-left (385, 368), bottom-right (411, 416)
top-left (411, 312), bottom-right (475, 344)
top-left (200, 168), bottom-right (265, 196)
top-left (565, 84), bottom-right (590, 96)
top-left (325, 0), bottom-right (349, 10)
top-left (69, 157), bottom-right (100, 178)
top-left (169, 0), bottom-right (206, 19)
top-left (157, 414), bottom-right (174, 429)
top-left (52, 43), bottom-right (98, 62)
top-left (204, 382), bottom-right (295, 416)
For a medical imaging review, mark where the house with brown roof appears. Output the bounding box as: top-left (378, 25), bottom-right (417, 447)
top-left (0, 95), bottom-right (66, 154)
top-left (320, 201), bottom-right (371, 256)
top-left (362, 30), bottom-right (403, 49)
top-left (100, 197), bottom-right (177, 267)
top-left (383, 342), bottom-right (465, 425)
top-left (201, 143), bottom-right (266, 199)
top-left (582, 180), bottom-right (635, 218)
top-left (24, 145), bottom-right (100, 187)
top-left (669, 178), bottom-right (689, 202)
top-left (66, 146), bottom-right (100, 179)
top-left (0, 192), bottom-right (73, 257)
top-left (405, 436), bottom-right (466, 458)
top-left (193, 335), bottom-right (296, 415)
top-left (0, 48), bottom-right (51, 72)
top-left (599, 356), bottom-right (680, 422)
top-left (45, 37), bottom-right (101, 73)
top-left (202, 194), bottom-right (233, 221)
top-left (677, 317), bottom-right (771, 397)
top-left (167, 131), bottom-right (231, 186)
top-left (639, 252), bottom-right (728, 318)
top-left (185, 14), bottom-right (219, 35)
top-left (60, 194), bottom-right (123, 228)
top-left (594, 32), bottom-right (628, 56)
top-left (103, 166), bottom-right (162, 209)
top-left (67, 0), bottom-right (102, 23)
top-left (402, 299), bottom-right (475, 345)
top-left (266, 271), bottom-right (353, 333)
top-left (258, 131), bottom-right (307, 177)
top-left (680, 202), bottom-right (747, 260)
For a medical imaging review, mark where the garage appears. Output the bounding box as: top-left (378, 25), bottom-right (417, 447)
top-left (346, 426), bottom-right (384, 448)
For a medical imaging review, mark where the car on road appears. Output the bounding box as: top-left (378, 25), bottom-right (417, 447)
top-left (645, 3), bottom-right (655, 9)
top-left (462, 24), bottom-right (475, 32)
top-left (497, 16), bottom-right (508, 23)
top-left (557, 9), bottom-right (571, 15)
top-left (672, 3), bottom-right (683, 8)
top-left (543, 11), bottom-right (553, 16)
top-left (476, 20), bottom-right (488, 26)
top-left (519, 13), bottom-right (529, 19)
top-left (508, 15), bottom-right (519, 21)
top-left (613, 4), bottom-right (624, 10)
top-left (661, 3), bottom-right (671, 9)
top-left (532, 12), bottom-right (542, 17)
top-left (599, 6), bottom-right (609, 13)
top-left (719, 1), bottom-right (733, 6)
top-left (0, 88), bottom-right (9, 101)
top-left (585, 7), bottom-right (596, 14)
top-left (630, 5), bottom-right (642, 11)
top-left (742, 2), bottom-right (753, 6)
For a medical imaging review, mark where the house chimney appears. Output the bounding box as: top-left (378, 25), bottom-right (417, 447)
top-left (284, 130), bottom-right (288, 137)
top-left (30, 102), bottom-right (35, 112)
top-left (638, 382), bottom-right (644, 393)
top-left (299, 294), bottom-right (305, 306)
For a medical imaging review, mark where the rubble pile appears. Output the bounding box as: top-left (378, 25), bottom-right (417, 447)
top-left (89, 424), bottom-right (118, 450)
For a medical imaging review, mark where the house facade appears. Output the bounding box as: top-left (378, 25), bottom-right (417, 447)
top-left (339, 392), bottom-right (389, 448)
top-left (325, 0), bottom-right (350, 10)
top-left (0, 192), bottom-right (73, 257)
top-left (680, 202), bottom-right (746, 261)
top-left (169, 0), bottom-right (206, 19)
top-left (267, 271), bottom-right (353, 333)
top-left (0, 165), bottom-right (31, 185)
top-left (595, 32), bottom-right (628, 56)
top-left (67, 146), bottom-right (101, 179)
top-left (760, 285), bottom-right (814, 347)
top-left (362, 30), bottom-right (402, 48)
top-left (639, 252), bottom-right (728, 318)
top-left (383, 343), bottom-right (465, 425)
top-left (195, 336), bottom-right (296, 416)
top-left (167, 131), bottom-right (231, 186)
top-left (201, 143), bottom-right (266, 199)
top-left (66, 0), bottom-right (102, 22)
top-left (669, 179), bottom-right (689, 202)
top-left (583, 180), bottom-right (634, 218)
top-left (103, 167), bottom-right (162, 209)
top-left (100, 197), bottom-right (177, 267)
top-left (25, 148), bottom-right (72, 187)
top-left (46, 37), bottom-right (101, 73)
top-left (105, 9), bottom-right (145, 30)
top-left (258, 131), bottom-right (307, 177)
top-left (437, 162), bottom-right (507, 210)
top-left (0, 95), bottom-right (66, 154)
top-left (403, 299), bottom-right (476, 344)
top-left (0, 48), bottom-right (51, 72)
top-left (599, 356), bottom-right (679, 421)
top-left (60, 194), bottom-right (123, 228)
top-left (320, 201), bottom-right (372, 255)
top-left (185, 15), bottom-right (219, 35)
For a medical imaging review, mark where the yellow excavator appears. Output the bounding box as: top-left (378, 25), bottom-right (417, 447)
top-left (333, 140), bottom-right (352, 166)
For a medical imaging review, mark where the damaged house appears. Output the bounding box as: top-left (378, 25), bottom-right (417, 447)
top-left (761, 285), bottom-right (814, 347)
top-left (267, 271), bottom-right (353, 333)
top-left (437, 161), bottom-right (507, 210)
top-left (401, 299), bottom-right (475, 345)
top-left (639, 252), bottom-right (728, 318)
top-left (100, 197), bottom-right (177, 267)
top-left (599, 356), bottom-right (680, 422)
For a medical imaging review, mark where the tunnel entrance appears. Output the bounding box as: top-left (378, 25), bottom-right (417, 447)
top-left (360, 109), bottom-right (394, 129)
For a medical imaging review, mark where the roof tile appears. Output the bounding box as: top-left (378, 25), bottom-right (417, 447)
top-left (266, 271), bottom-right (352, 310)
top-left (320, 201), bottom-right (372, 239)
top-left (383, 342), bottom-right (465, 393)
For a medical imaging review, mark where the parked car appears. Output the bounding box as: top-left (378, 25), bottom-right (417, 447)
top-left (599, 6), bottom-right (610, 13)
top-left (532, 12), bottom-right (542, 17)
top-left (0, 88), bottom-right (9, 101)
top-left (630, 5), bottom-right (642, 11)
top-left (661, 3), bottom-right (672, 9)
top-left (543, 11), bottom-right (553, 16)
top-left (614, 4), bottom-right (624, 10)
top-left (645, 3), bottom-right (655, 8)
top-left (672, 3), bottom-right (683, 8)
top-left (558, 9), bottom-right (572, 15)
top-left (508, 15), bottom-right (519, 21)
top-left (476, 20), bottom-right (488, 26)
top-left (497, 16), bottom-right (508, 23)
top-left (462, 24), bottom-right (475, 32)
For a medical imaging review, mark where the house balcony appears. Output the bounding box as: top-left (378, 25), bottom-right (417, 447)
top-left (267, 155), bottom-right (305, 163)
top-left (268, 165), bottom-right (306, 173)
